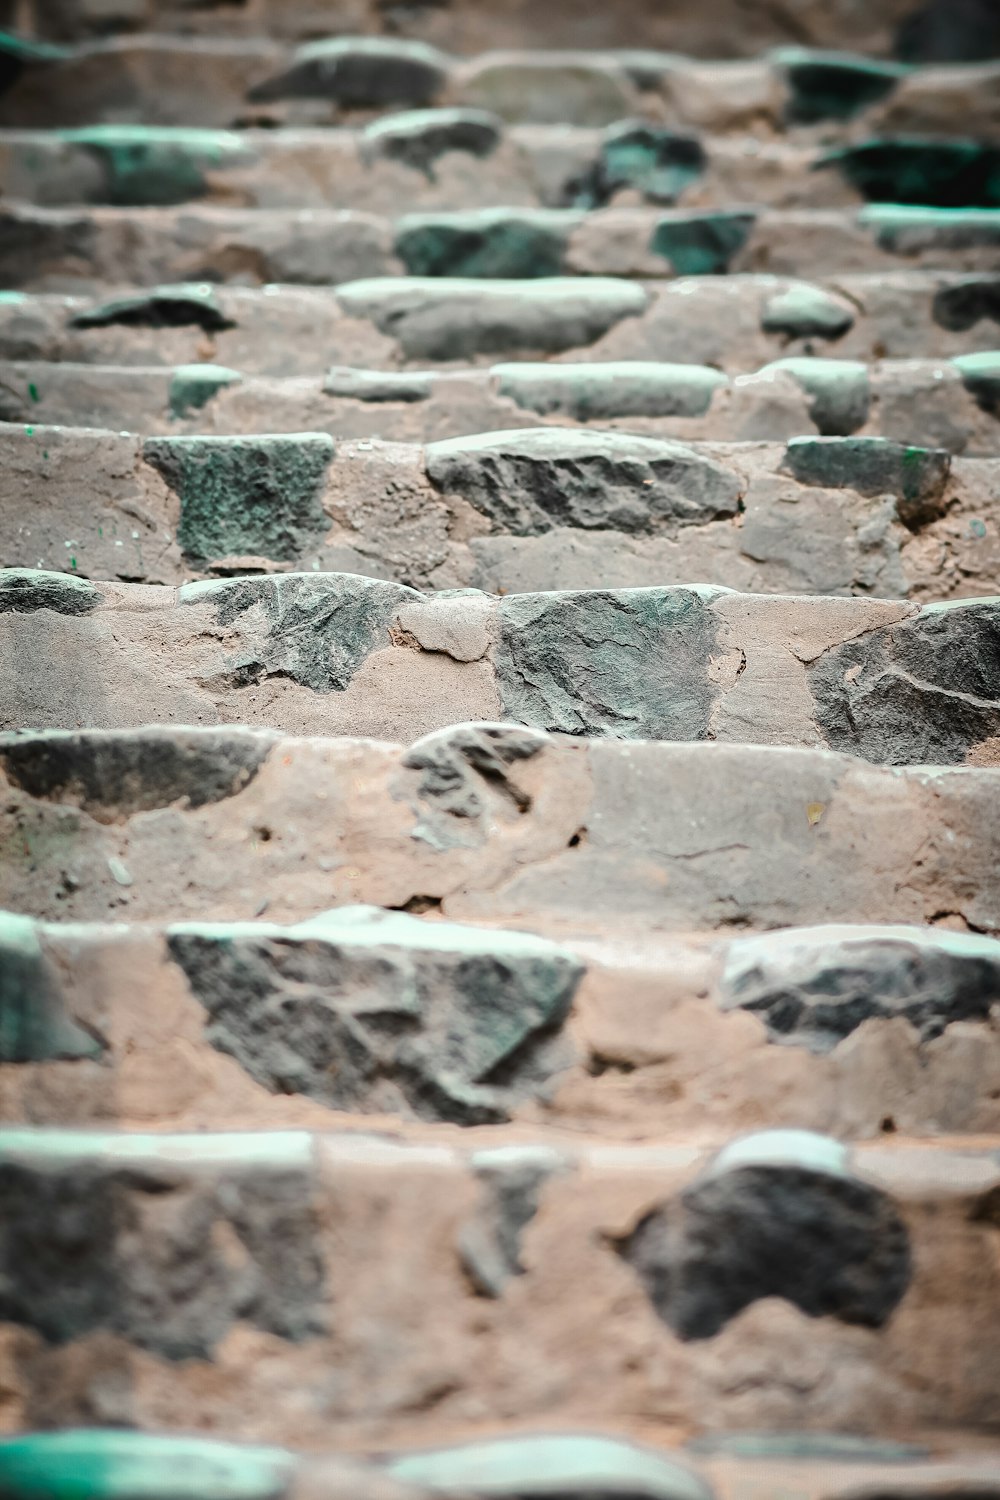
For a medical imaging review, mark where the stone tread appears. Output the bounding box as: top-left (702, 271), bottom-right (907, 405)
top-left (5, 907), bottom-right (1000, 1138)
top-left (2, 424), bottom-right (997, 600)
top-left (2, 272), bottom-right (996, 371)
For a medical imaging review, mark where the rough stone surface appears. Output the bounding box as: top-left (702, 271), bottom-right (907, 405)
top-left (249, 38), bottom-right (449, 108)
top-left (0, 568), bottom-right (100, 615)
top-left (781, 436), bottom-right (952, 525)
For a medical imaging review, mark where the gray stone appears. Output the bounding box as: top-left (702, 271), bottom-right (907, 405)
top-left (492, 361), bottom-right (725, 420)
top-left (759, 358), bottom-right (870, 435)
top-left (402, 721), bottom-right (546, 840)
top-left (618, 1132), bottom-right (911, 1339)
top-left (168, 906), bottom-right (582, 1126)
top-left (932, 275), bottom-right (1000, 331)
top-left (0, 567), bottom-right (100, 616)
top-left (168, 362), bottom-right (241, 419)
top-left (953, 350), bottom-right (1000, 414)
top-left (861, 205), bottom-right (1000, 255)
top-left (0, 726), bottom-right (276, 820)
top-left (0, 911), bottom-right (104, 1064)
top-left (248, 37), bottom-right (449, 108)
top-left (495, 587), bottom-right (722, 739)
top-left (720, 924), bottom-right (1000, 1052)
top-left (395, 209), bottom-right (574, 279)
top-left (571, 123), bottom-right (706, 209)
top-left (425, 428), bottom-right (741, 536)
top-left (760, 282), bottom-right (855, 341)
top-left (458, 1149), bottom-right (565, 1297)
top-left (455, 56), bottom-right (634, 127)
top-left (69, 283), bottom-right (234, 333)
top-left (323, 367), bottom-right (434, 403)
top-left (361, 108), bottom-right (501, 179)
top-left (780, 436), bottom-right (951, 525)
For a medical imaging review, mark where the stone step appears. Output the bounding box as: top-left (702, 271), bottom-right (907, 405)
top-left (3, 722), bottom-right (1000, 931)
top-left (5, 202), bottom-right (1000, 293)
top-left (1, 1124), bottom-right (999, 1438)
top-left (18, 0), bottom-right (993, 58)
top-left (5, 574), bottom-right (1000, 768)
top-left (3, 272), bottom-right (996, 372)
top-left (5, 126), bottom-right (1000, 214)
top-left (4, 353), bottom-right (997, 454)
top-left (1, 1431), bottom-right (999, 1500)
top-left (3, 424), bottom-right (997, 598)
top-left (5, 904), bottom-right (1000, 1137)
top-left (3, 33), bottom-right (998, 132)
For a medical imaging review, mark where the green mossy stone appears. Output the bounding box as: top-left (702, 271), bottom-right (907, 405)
top-left (759, 357), bottom-right (870, 436)
top-left (773, 47), bottom-right (907, 125)
top-left (58, 126), bottom-right (252, 207)
top-left (70, 284), bottom-right (234, 333)
top-left (143, 434), bottom-right (334, 562)
top-left (395, 209), bottom-right (574, 278)
top-left (953, 350), bottom-right (1000, 413)
top-left (781, 436), bottom-right (951, 523)
top-left (574, 123), bottom-right (705, 208)
top-left (650, 212), bottom-right (756, 275)
top-left (169, 364), bottom-right (243, 418)
top-left (820, 139), bottom-right (1000, 209)
top-left (492, 361), bottom-right (725, 419)
top-left (0, 568), bottom-right (100, 615)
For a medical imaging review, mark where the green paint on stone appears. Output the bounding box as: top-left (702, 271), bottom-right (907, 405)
top-left (70, 284), bottom-right (234, 333)
top-left (143, 434), bottom-right (334, 562)
top-left (773, 47), bottom-right (907, 125)
top-left (650, 212), bottom-right (756, 275)
top-left (759, 358), bottom-right (870, 436)
top-left (169, 364), bottom-right (242, 419)
top-left (58, 126), bottom-right (252, 208)
top-left (820, 139), bottom-right (1000, 209)
top-left (362, 108), bottom-right (501, 179)
top-left (953, 350), bottom-right (1000, 413)
top-left (0, 568), bottom-right (101, 615)
top-left (492, 361), bottom-right (725, 420)
top-left (573, 123), bottom-right (706, 209)
top-left (781, 436), bottom-right (951, 524)
top-left (860, 204), bottom-right (1000, 253)
top-left (395, 209), bottom-right (575, 278)
top-left (0, 1431), bottom-right (295, 1500)
top-left (761, 283), bottom-right (855, 341)
top-left (0, 912), bottom-right (104, 1064)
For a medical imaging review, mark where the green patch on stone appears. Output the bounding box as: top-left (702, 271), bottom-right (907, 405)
top-left (169, 364), bottom-right (242, 419)
top-left (0, 912), bottom-right (104, 1065)
top-left (58, 126), bottom-right (252, 208)
top-left (142, 434), bottom-right (334, 563)
top-left (492, 361), bottom-right (725, 420)
top-left (819, 139), bottom-right (1000, 209)
top-left (395, 209), bottom-right (575, 279)
top-left (759, 358), bottom-right (870, 436)
top-left (953, 350), bottom-right (1000, 414)
top-left (860, 204), bottom-right (1000, 253)
top-left (773, 47), bottom-right (907, 125)
top-left (781, 436), bottom-right (951, 525)
top-left (650, 212), bottom-right (756, 275)
top-left (761, 283), bottom-right (855, 342)
top-left (572, 123), bottom-right (706, 209)
top-left (0, 1427), bottom-right (295, 1500)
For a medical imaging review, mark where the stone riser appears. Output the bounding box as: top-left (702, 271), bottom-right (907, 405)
top-left (3, 724), bottom-right (1000, 932)
top-left (3, 273), bottom-right (995, 371)
top-left (4, 356), bottom-right (997, 455)
top-left (4, 203), bottom-right (1000, 293)
top-left (5, 128), bottom-right (996, 215)
top-left (4, 574), bottom-right (1000, 769)
top-left (5, 907), bottom-right (1000, 1138)
top-left (3, 424), bottom-right (997, 600)
top-left (1, 1125), bottom-right (999, 1439)
top-left (3, 38), bottom-right (998, 133)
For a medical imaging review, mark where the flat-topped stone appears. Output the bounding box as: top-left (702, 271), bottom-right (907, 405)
top-left (248, 37), bottom-right (450, 108)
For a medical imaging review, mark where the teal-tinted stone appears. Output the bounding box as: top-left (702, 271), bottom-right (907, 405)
top-left (361, 108), bottom-right (501, 179)
top-left (390, 1435), bottom-right (711, 1500)
top-left (169, 363), bottom-right (242, 418)
top-left (650, 212), bottom-right (756, 275)
top-left (761, 283), bottom-right (855, 341)
top-left (861, 204), bottom-right (1000, 253)
top-left (323, 367), bottom-right (433, 402)
top-left (0, 911), bottom-right (104, 1064)
top-left (687, 1433), bottom-right (927, 1461)
top-left (250, 36), bottom-right (448, 107)
top-left (953, 350), bottom-right (1000, 413)
top-left (70, 284), bottom-right (234, 333)
top-left (820, 139), bottom-right (1000, 209)
top-left (58, 126), bottom-right (252, 208)
top-left (758, 358), bottom-right (870, 436)
top-left (0, 31), bottom-right (67, 96)
top-left (573, 122), bottom-right (705, 209)
top-left (143, 433), bottom-right (334, 562)
top-left (395, 209), bottom-right (575, 278)
top-left (0, 568), bottom-right (101, 616)
top-left (0, 1430), bottom-right (295, 1500)
top-left (773, 47), bottom-right (907, 124)
top-left (492, 361), bottom-right (725, 420)
top-left (781, 436), bottom-right (951, 522)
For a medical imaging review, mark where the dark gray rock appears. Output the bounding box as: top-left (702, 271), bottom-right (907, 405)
top-left (180, 573), bottom-right (418, 693)
top-left (819, 140), bottom-right (1000, 209)
top-left (570, 123), bottom-right (706, 209)
top-left (458, 1148), bottom-right (566, 1297)
top-left (650, 211), bottom-right (756, 275)
top-left (781, 437), bottom-right (951, 526)
top-left (932, 275), bottom-right (1000, 332)
top-left (143, 433), bottom-right (334, 563)
top-left (862, 205), bottom-right (1000, 255)
top-left (395, 209), bottom-right (572, 279)
top-left (495, 588), bottom-right (721, 739)
top-left (0, 726), bottom-right (276, 820)
top-left (808, 599), bottom-right (1000, 764)
top-left (0, 568), bottom-right (100, 616)
top-left (760, 358), bottom-right (870, 436)
top-left (618, 1133), bottom-right (911, 1340)
top-left (760, 283), bottom-right (855, 341)
top-left (361, 108), bottom-right (501, 178)
top-left (168, 906), bottom-right (582, 1127)
top-left (402, 721), bottom-right (546, 833)
top-left (896, 0), bottom-right (1000, 62)
top-left (720, 924), bottom-right (1000, 1052)
top-left (335, 277), bottom-right (648, 360)
top-left (69, 284), bottom-right (234, 333)
top-left (168, 363), bottom-right (241, 418)
top-left (0, 1151), bottom-right (325, 1358)
top-left (425, 429), bottom-right (741, 536)
top-left (0, 912), bottom-right (104, 1063)
top-left (773, 48), bottom-right (905, 125)
top-left (248, 37), bottom-right (449, 108)
top-left (953, 351), bottom-right (1000, 415)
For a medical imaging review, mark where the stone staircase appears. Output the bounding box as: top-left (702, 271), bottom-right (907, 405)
top-left (2, 0), bottom-right (1000, 1497)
